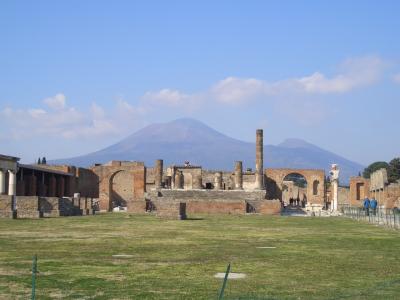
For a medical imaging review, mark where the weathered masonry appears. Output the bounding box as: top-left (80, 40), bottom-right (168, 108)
top-left (7, 128), bottom-right (390, 219)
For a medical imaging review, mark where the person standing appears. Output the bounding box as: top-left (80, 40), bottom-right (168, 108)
top-left (363, 197), bottom-right (370, 216)
top-left (370, 198), bottom-right (377, 216)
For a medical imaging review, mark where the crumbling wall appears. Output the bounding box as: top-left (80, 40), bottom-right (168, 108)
top-left (92, 161), bottom-right (146, 212)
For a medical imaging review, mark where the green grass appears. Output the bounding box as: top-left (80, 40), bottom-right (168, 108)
top-left (0, 213), bottom-right (399, 299)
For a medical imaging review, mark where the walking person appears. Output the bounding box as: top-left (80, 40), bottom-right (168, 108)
top-left (370, 198), bottom-right (377, 216)
top-left (363, 197), bottom-right (370, 216)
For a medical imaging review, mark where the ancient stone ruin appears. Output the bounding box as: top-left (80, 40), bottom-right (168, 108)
top-left (2, 129), bottom-right (398, 219)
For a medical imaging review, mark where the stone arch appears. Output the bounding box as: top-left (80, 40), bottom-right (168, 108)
top-left (265, 168), bottom-right (325, 205)
top-left (109, 170), bottom-right (134, 210)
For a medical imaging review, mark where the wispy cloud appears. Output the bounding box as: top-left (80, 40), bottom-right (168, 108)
top-left (0, 55), bottom-right (390, 141)
top-left (0, 94), bottom-right (141, 140)
top-left (144, 55), bottom-right (386, 107)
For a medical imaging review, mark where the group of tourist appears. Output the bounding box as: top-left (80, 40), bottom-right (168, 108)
top-left (363, 197), bottom-right (378, 216)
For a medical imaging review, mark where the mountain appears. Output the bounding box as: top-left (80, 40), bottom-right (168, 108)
top-left (51, 118), bottom-right (364, 184)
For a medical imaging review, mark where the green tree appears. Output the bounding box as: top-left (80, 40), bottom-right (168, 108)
top-left (388, 158), bottom-right (400, 183)
top-left (363, 161), bottom-right (389, 179)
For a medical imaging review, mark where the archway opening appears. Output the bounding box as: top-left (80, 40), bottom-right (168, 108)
top-left (282, 173), bottom-right (308, 208)
top-left (109, 170), bottom-right (134, 211)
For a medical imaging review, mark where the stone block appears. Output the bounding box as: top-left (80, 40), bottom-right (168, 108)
top-left (154, 200), bottom-right (187, 220)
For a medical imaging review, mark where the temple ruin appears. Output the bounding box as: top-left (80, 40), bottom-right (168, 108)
top-left (1, 129), bottom-right (399, 219)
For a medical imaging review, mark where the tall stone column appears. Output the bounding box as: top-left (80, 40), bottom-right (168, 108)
top-left (0, 169), bottom-right (5, 194)
top-left (235, 161), bottom-right (243, 190)
top-left (174, 171), bottom-right (183, 189)
top-left (8, 170), bottom-right (16, 196)
top-left (155, 159), bottom-right (163, 189)
top-left (214, 172), bottom-right (223, 190)
top-left (255, 129), bottom-right (264, 189)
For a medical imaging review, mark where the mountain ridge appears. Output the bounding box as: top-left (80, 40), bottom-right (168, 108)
top-left (50, 118), bottom-right (364, 184)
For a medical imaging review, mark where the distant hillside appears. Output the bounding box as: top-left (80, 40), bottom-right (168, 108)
top-left (51, 118), bottom-right (364, 184)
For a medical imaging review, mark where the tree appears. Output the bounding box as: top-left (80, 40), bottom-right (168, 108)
top-left (363, 161), bottom-right (389, 179)
top-left (42, 157), bottom-right (47, 165)
top-left (37, 157), bottom-right (41, 164)
top-left (388, 158), bottom-right (400, 183)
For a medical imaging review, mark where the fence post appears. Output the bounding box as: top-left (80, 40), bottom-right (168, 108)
top-left (31, 255), bottom-right (37, 300)
top-left (218, 263), bottom-right (231, 300)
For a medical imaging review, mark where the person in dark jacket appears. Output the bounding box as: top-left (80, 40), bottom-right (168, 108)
top-left (370, 198), bottom-right (377, 216)
top-left (363, 197), bottom-right (370, 216)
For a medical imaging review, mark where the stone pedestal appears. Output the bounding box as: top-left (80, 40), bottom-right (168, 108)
top-left (154, 200), bottom-right (187, 220)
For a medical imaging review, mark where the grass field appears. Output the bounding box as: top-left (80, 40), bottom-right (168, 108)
top-left (0, 213), bottom-right (399, 299)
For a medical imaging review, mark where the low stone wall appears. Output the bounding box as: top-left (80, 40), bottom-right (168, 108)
top-left (157, 189), bottom-right (266, 201)
top-left (145, 190), bottom-right (280, 216)
top-left (0, 195), bottom-right (14, 218)
top-left (153, 200), bottom-right (186, 220)
top-left (16, 196), bottom-right (42, 218)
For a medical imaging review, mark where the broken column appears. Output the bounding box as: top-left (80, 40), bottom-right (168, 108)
top-left (255, 129), bottom-right (264, 189)
top-left (155, 159), bottom-right (163, 189)
top-left (214, 172), bottom-right (223, 190)
top-left (235, 161), bottom-right (243, 190)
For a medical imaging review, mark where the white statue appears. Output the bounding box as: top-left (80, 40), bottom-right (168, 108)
top-left (329, 164), bottom-right (339, 211)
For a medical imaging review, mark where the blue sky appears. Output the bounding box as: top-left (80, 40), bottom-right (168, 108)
top-left (1, 1), bottom-right (399, 165)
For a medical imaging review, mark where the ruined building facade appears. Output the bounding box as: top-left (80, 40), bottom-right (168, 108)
top-left (6, 128), bottom-right (391, 219)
